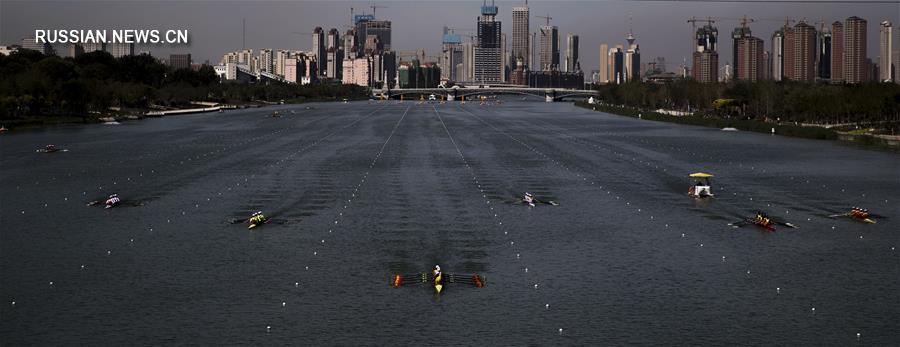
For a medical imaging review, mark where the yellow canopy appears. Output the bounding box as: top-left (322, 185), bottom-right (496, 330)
top-left (689, 172), bottom-right (714, 178)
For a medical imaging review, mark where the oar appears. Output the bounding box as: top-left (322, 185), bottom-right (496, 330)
top-left (728, 219), bottom-right (751, 228)
top-left (827, 213), bottom-right (850, 218)
top-left (777, 221), bottom-right (799, 229)
top-left (534, 198), bottom-right (559, 206)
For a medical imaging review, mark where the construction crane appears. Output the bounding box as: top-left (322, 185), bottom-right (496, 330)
top-left (371, 3), bottom-right (388, 17)
top-left (687, 17), bottom-right (717, 54)
top-left (536, 14), bottom-right (552, 27)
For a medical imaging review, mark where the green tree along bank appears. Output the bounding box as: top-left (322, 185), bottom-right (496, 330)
top-left (0, 50), bottom-right (367, 127)
top-left (587, 80), bottom-right (900, 135)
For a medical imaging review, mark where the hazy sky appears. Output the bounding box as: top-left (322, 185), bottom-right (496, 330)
top-left (2, 0), bottom-right (898, 71)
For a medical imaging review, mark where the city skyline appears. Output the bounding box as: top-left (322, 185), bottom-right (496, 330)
top-left (2, 1), bottom-right (898, 74)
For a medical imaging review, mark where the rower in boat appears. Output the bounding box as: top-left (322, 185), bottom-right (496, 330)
top-left (523, 192), bottom-right (535, 207)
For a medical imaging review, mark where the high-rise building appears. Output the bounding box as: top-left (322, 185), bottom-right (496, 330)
top-left (736, 36), bottom-right (764, 81)
top-left (539, 25), bottom-right (559, 71)
top-left (66, 44), bottom-right (84, 58)
top-left (789, 22), bottom-right (816, 82)
top-left (844, 16), bottom-right (867, 83)
top-left (831, 21), bottom-right (844, 82)
top-left (762, 50), bottom-right (772, 80)
top-left (818, 28), bottom-right (832, 80)
top-left (21, 38), bottom-right (54, 55)
top-left (501, 33), bottom-right (508, 82)
top-left (609, 46), bottom-right (625, 84)
top-left (354, 16), bottom-right (392, 54)
top-left (565, 33), bottom-right (579, 72)
top-left (692, 24), bottom-right (718, 83)
top-left (312, 27), bottom-right (326, 77)
top-left (474, 1), bottom-right (502, 83)
top-left (343, 30), bottom-right (357, 59)
top-left (462, 41), bottom-right (475, 82)
top-left (441, 28), bottom-right (463, 82)
top-left (879, 21), bottom-right (893, 82)
top-left (108, 43), bottom-right (134, 58)
top-left (284, 57), bottom-right (307, 84)
top-left (512, 4), bottom-right (530, 69)
top-left (258, 49), bottom-right (274, 73)
top-left (326, 47), bottom-right (343, 80)
top-left (275, 50), bottom-right (291, 76)
top-left (598, 43), bottom-right (609, 84)
top-left (169, 54), bottom-right (192, 70)
top-left (732, 24), bottom-right (752, 78)
top-left (771, 29), bottom-right (785, 81)
top-left (624, 31), bottom-right (640, 81)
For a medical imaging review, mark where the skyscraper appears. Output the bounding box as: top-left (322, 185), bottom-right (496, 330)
top-left (879, 21), bottom-right (893, 82)
top-left (790, 22), bottom-right (817, 82)
top-left (692, 24), bottom-right (718, 83)
top-left (609, 46), bottom-right (625, 84)
top-left (831, 21), bottom-right (844, 82)
top-left (462, 40), bottom-right (476, 82)
top-left (511, 4), bottom-right (530, 69)
top-left (474, 1), bottom-right (502, 83)
top-left (354, 16), bottom-right (392, 54)
top-left (565, 33), bottom-right (579, 72)
top-left (844, 16), bottom-right (867, 83)
top-left (783, 26), bottom-right (795, 80)
top-left (539, 25), bottom-right (559, 71)
top-left (598, 43), bottom-right (609, 84)
top-left (732, 24), bottom-right (752, 78)
top-left (441, 28), bottom-right (463, 82)
top-left (312, 27), bottom-right (326, 77)
top-left (818, 28), bottom-right (832, 80)
top-left (625, 31), bottom-right (640, 81)
top-left (258, 49), bottom-right (274, 73)
top-left (736, 36), bottom-right (764, 81)
top-left (771, 29), bottom-right (784, 81)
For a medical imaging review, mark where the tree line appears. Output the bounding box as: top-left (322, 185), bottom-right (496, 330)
top-left (0, 50), bottom-right (367, 121)
top-left (590, 79), bottom-right (900, 126)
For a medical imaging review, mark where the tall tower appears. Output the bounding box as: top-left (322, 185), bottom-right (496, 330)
top-left (539, 24), bottom-right (559, 71)
top-left (791, 21), bottom-right (817, 82)
top-left (565, 33), bottom-right (579, 72)
top-left (598, 43), bottom-right (609, 83)
top-left (441, 27), bottom-right (463, 82)
top-left (732, 23), bottom-right (752, 78)
top-left (771, 29), bottom-right (784, 81)
top-left (511, 3), bottom-right (530, 69)
top-left (879, 21), bottom-right (893, 82)
top-left (831, 21), bottom-right (844, 82)
top-left (736, 36), bottom-right (763, 81)
top-left (625, 30), bottom-right (640, 81)
top-left (692, 23), bottom-right (718, 83)
top-left (844, 16), bottom-right (867, 83)
top-left (818, 26), bottom-right (832, 80)
top-left (312, 27), bottom-right (326, 77)
top-left (475, 1), bottom-right (502, 83)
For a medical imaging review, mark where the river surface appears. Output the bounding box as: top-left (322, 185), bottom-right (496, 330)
top-left (1, 101), bottom-right (898, 345)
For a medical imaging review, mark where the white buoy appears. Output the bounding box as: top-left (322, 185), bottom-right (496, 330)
top-left (722, 256), bottom-right (726, 262)
top-left (534, 284), bottom-right (539, 289)
top-left (545, 304), bottom-right (549, 309)
top-left (81, 265), bottom-right (85, 270)
top-left (856, 332), bottom-right (860, 339)
top-left (49, 281), bottom-right (54, 286)
top-left (776, 287), bottom-right (780, 294)
top-left (811, 307), bottom-right (815, 313)
top-left (282, 302), bottom-right (286, 307)
top-left (558, 328), bottom-right (563, 335)
top-left (107, 250), bottom-right (111, 255)
top-left (266, 326), bottom-right (271, 332)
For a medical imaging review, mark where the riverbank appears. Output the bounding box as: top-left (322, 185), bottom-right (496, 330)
top-left (0, 96), bottom-right (367, 131)
top-left (575, 102), bottom-right (899, 151)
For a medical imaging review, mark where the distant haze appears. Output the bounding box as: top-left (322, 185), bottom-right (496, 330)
top-left (2, 1), bottom-right (898, 71)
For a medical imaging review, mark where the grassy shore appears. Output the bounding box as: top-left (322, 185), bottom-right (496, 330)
top-left (575, 102), bottom-right (899, 151)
